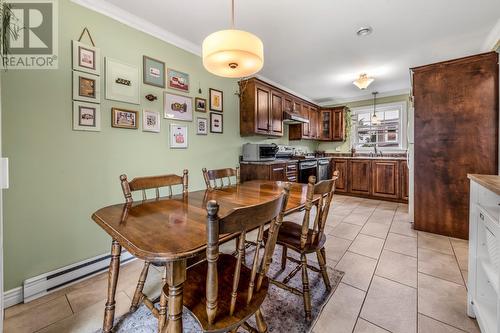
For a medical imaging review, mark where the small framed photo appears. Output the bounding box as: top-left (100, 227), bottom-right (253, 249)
top-left (112, 107), bottom-right (138, 129)
top-left (164, 92), bottom-right (193, 121)
top-left (167, 68), bottom-right (190, 92)
top-left (196, 117), bottom-right (208, 135)
top-left (143, 110), bottom-right (160, 133)
top-left (195, 97), bottom-right (206, 112)
top-left (72, 71), bottom-right (100, 103)
top-left (143, 56), bottom-right (165, 88)
top-left (170, 124), bottom-right (188, 149)
top-left (73, 101), bottom-right (101, 131)
top-left (72, 40), bottom-right (100, 75)
top-left (209, 88), bottom-right (223, 112)
top-left (210, 112), bottom-right (223, 133)
top-left (105, 57), bottom-right (140, 105)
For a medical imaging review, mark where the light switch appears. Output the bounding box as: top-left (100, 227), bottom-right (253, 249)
top-left (0, 157), bottom-right (9, 189)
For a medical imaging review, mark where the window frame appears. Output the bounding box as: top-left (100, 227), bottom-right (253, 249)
top-left (350, 101), bottom-right (408, 152)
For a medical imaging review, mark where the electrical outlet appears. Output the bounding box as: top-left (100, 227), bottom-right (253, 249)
top-left (335, 147), bottom-right (341, 152)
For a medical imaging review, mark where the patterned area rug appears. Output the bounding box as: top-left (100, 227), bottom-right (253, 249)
top-left (105, 246), bottom-right (343, 333)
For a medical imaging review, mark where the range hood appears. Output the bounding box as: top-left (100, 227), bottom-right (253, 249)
top-left (283, 108), bottom-right (309, 124)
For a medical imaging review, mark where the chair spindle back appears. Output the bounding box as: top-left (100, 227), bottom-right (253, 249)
top-left (202, 167), bottom-right (240, 189)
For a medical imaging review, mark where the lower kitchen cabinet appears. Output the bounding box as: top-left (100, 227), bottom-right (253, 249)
top-left (240, 161), bottom-right (298, 182)
top-left (349, 160), bottom-right (371, 195)
top-left (270, 163), bottom-right (287, 181)
top-left (371, 160), bottom-right (399, 199)
top-left (331, 159), bottom-right (348, 193)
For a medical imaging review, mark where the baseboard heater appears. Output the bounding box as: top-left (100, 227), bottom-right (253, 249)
top-left (22, 250), bottom-right (135, 303)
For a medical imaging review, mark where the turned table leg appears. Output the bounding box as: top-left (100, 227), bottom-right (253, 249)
top-left (158, 266), bottom-right (168, 332)
top-left (164, 260), bottom-right (187, 333)
top-left (103, 239), bottom-right (122, 332)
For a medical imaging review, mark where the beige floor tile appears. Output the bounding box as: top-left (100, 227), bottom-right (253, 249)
top-left (329, 223), bottom-right (362, 241)
top-left (418, 248), bottom-right (464, 285)
top-left (326, 214), bottom-right (346, 227)
top-left (393, 212), bottom-right (410, 222)
top-left (418, 231), bottom-right (453, 255)
top-left (324, 235), bottom-right (352, 262)
top-left (342, 213), bottom-right (371, 226)
top-left (366, 215), bottom-right (393, 226)
top-left (312, 283), bottom-right (366, 333)
top-left (418, 314), bottom-right (467, 333)
top-left (384, 233), bottom-right (417, 257)
top-left (376, 249), bottom-right (417, 287)
top-left (390, 221), bottom-right (417, 237)
top-left (348, 234), bottom-right (384, 259)
top-left (353, 318), bottom-right (390, 333)
top-left (450, 239), bottom-right (468, 271)
top-left (37, 291), bottom-right (131, 333)
top-left (418, 273), bottom-right (479, 332)
top-left (335, 251), bottom-right (377, 291)
top-left (360, 276), bottom-right (417, 333)
top-left (4, 295), bottom-right (73, 333)
top-left (461, 270), bottom-right (468, 287)
top-left (360, 222), bottom-right (390, 239)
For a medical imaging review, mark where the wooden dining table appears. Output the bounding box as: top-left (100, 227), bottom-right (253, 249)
top-left (92, 180), bottom-right (317, 333)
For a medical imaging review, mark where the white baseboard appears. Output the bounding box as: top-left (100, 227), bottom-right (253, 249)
top-left (3, 250), bottom-right (136, 308)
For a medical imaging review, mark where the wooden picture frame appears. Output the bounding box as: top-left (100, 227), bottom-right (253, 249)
top-left (105, 57), bottom-right (140, 105)
top-left (163, 92), bottom-right (193, 121)
top-left (111, 107), bottom-right (138, 129)
top-left (143, 55), bottom-right (165, 88)
top-left (196, 117), bottom-right (208, 135)
top-left (209, 88), bottom-right (223, 112)
top-left (167, 68), bottom-right (190, 92)
top-left (72, 40), bottom-right (101, 75)
top-left (72, 71), bottom-right (100, 103)
top-left (73, 101), bottom-right (101, 131)
top-left (142, 110), bottom-right (161, 133)
top-left (170, 124), bottom-right (188, 148)
top-left (195, 97), bottom-right (207, 112)
top-left (210, 112), bottom-right (223, 133)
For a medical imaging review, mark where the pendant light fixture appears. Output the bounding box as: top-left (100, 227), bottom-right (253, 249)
top-left (353, 73), bottom-right (374, 90)
top-left (371, 91), bottom-right (380, 125)
top-left (202, 0), bottom-right (264, 78)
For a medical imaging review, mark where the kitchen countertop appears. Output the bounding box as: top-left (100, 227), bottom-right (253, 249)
top-left (468, 174), bottom-right (500, 196)
top-left (240, 159), bottom-right (299, 165)
top-left (330, 156), bottom-right (407, 160)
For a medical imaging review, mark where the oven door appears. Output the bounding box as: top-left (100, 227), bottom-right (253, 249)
top-left (298, 161), bottom-right (318, 183)
top-left (317, 159), bottom-right (331, 181)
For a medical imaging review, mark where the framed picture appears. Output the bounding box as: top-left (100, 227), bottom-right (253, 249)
top-left (143, 110), bottom-right (160, 133)
top-left (210, 112), bottom-right (223, 133)
top-left (164, 92), bottom-right (193, 121)
top-left (170, 124), bottom-right (188, 149)
top-left (105, 57), bottom-right (140, 104)
top-left (209, 88), bottom-right (223, 112)
top-left (111, 107), bottom-right (138, 129)
top-left (72, 40), bottom-right (101, 75)
top-left (195, 97), bottom-right (206, 112)
top-left (167, 68), bottom-right (190, 92)
top-left (143, 56), bottom-right (165, 88)
top-left (73, 101), bottom-right (101, 131)
top-left (72, 71), bottom-right (100, 103)
top-left (196, 117), bottom-right (208, 135)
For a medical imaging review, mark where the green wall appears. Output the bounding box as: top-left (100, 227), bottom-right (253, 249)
top-left (317, 94), bottom-right (410, 153)
top-left (1, 0), bottom-right (317, 290)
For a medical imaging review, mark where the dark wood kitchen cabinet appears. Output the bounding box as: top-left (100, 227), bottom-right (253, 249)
top-left (310, 107), bottom-right (319, 139)
top-left (400, 160), bottom-right (409, 201)
top-left (239, 79), bottom-right (283, 137)
top-left (240, 161), bottom-right (298, 183)
top-left (371, 160), bottom-right (399, 199)
top-left (270, 163), bottom-right (287, 181)
top-left (331, 159), bottom-right (348, 193)
top-left (319, 107), bottom-right (346, 141)
top-left (349, 160), bottom-right (371, 195)
top-left (319, 109), bottom-right (332, 140)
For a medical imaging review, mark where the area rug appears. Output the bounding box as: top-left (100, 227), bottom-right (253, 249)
top-left (105, 246), bottom-right (343, 333)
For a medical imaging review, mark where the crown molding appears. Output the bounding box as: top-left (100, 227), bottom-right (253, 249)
top-left (482, 18), bottom-right (500, 51)
top-left (71, 0), bottom-right (201, 55)
top-left (254, 74), bottom-right (315, 104)
top-left (316, 89), bottom-right (410, 107)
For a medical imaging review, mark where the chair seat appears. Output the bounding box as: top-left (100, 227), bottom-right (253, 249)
top-left (265, 221), bottom-right (326, 253)
top-left (177, 254), bottom-right (269, 332)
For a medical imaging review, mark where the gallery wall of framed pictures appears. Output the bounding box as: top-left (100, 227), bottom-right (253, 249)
top-left (70, 31), bottom-right (226, 145)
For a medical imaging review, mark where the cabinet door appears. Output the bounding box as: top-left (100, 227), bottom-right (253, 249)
top-left (286, 163), bottom-right (298, 182)
top-left (349, 160), bottom-right (371, 195)
top-left (371, 161), bottom-right (399, 199)
top-left (301, 104), bottom-right (310, 138)
top-left (320, 110), bottom-right (332, 140)
top-left (256, 85), bottom-right (271, 133)
top-left (332, 159), bottom-right (348, 193)
top-left (400, 161), bottom-right (409, 201)
top-left (310, 107), bottom-right (318, 139)
top-left (270, 90), bottom-right (283, 136)
top-left (270, 164), bottom-right (287, 181)
top-left (332, 108), bottom-right (345, 141)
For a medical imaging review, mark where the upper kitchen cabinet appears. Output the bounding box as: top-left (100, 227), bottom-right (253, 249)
top-left (239, 78), bottom-right (283, 137)
top-left (319, 106), bottom-right (346, 141)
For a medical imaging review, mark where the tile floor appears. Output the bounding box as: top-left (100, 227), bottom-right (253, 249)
top-left (3, 195), bottom-right (479, 333)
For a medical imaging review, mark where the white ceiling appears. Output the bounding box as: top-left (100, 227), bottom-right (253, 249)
top-left (77, 0), bottom-right (500, 104)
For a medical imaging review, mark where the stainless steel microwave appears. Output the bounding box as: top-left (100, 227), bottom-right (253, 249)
top-left (242, 143), bottom-right (278, 161)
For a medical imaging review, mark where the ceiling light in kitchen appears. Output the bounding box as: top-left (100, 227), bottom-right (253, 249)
top-left (353, 73), bottom-right (374, 90)
top-left (202, 0), bottom-right (264, 78)
top-left (371, 91), bottom-right (380, 125)
top-left (356, 26), bottom-right (373, 36)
